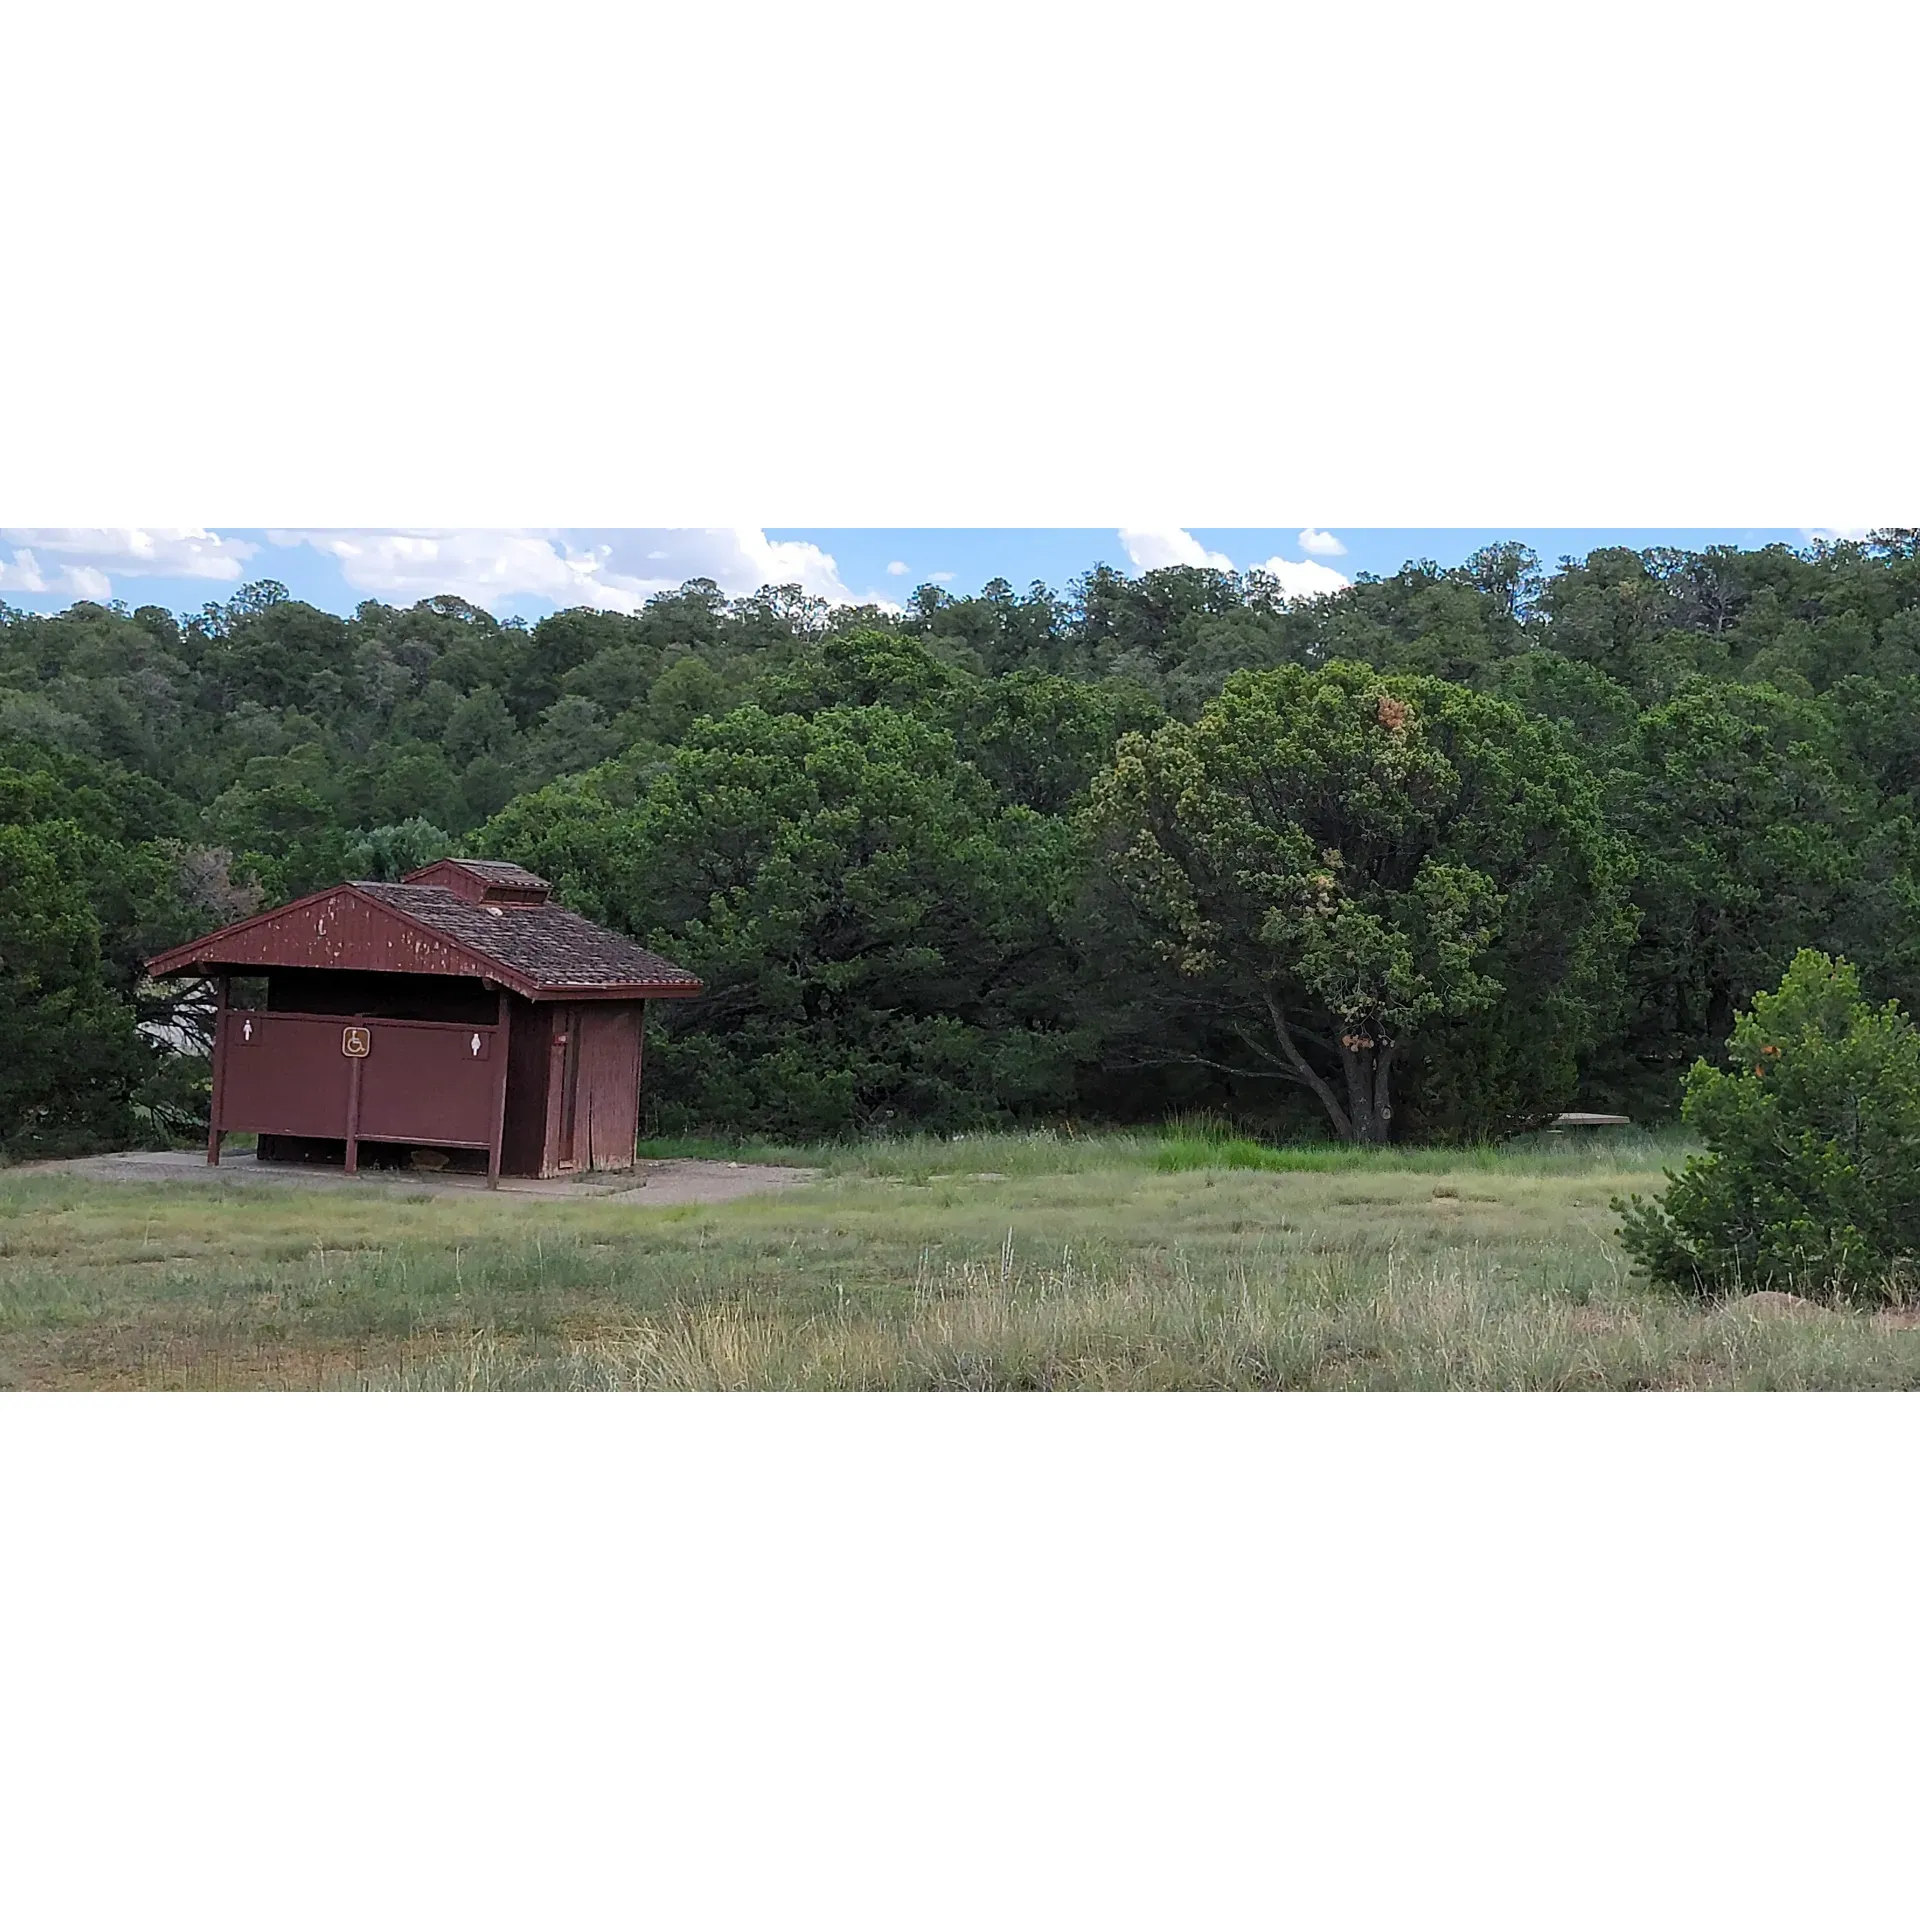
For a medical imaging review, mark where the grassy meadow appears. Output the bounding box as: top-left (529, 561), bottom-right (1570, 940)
top-left (4, 1124), bottom-right (1919, 1390)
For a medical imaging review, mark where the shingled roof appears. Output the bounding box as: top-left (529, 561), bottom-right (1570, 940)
top-left (147, 871), bottom-right (702, 1000)
top-left (401, 857), bottom-right (552, 900)
top-left (352, 883), bottom-right (700, 991)
top-left (427, 859), bottom-right (547, 886)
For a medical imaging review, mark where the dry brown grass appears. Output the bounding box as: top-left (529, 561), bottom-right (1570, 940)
top-left (7, 1129), bottom-right (1920, 1389)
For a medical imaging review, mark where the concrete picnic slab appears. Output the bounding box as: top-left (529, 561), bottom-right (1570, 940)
top-left (25, 1148), bottom-right (818, 1206)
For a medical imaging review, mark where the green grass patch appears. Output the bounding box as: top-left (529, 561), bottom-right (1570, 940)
top-left (13, 1123), bottom-right (1903, 1392)
top-left (1151, 1124), bottom-right (1686, 1177)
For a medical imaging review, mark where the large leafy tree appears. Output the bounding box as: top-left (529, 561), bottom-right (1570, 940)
top-left (0, 820), bottom-right (156, 1156)
top-left (1082, 662), bottom-right (1633, 1143)
top-left (204, 744), bottom-right (352, 900)
top-left (949, 669), bottom-right (1170, 815)
top-left (480, 702), bottom-right (1081, 1138)
top-left (1603, 682), bottom-right (1913, 1112)
top-left (751, 626), bottom-right (962, 719)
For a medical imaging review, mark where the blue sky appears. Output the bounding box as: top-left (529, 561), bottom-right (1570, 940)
top-left (0, 526), bottom-right (1832, 620)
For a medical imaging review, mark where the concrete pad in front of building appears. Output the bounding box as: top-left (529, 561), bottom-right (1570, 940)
top-left (20, 1149), bottom-right (818, 1206)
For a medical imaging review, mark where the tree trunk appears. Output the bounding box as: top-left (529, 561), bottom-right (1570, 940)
top-left (1261, 991), bottom-right (1355, 1141)
top-left (1257, 993), bottom-right (1401, 1146)
top-left (1340, 1049), bottom-right (1374, 1143)
top-left (1339, 1042), bottom-right (1396, 1145)
top-left (1372, 1044), bottom-right (1395, 1144)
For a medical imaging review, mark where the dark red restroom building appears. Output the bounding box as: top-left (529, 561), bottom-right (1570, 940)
top-left (146, 859), bottom-right (702, 1184)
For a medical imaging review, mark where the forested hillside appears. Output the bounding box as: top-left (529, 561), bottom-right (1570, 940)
top-left (8, 536), bottom-right (1920, 1152)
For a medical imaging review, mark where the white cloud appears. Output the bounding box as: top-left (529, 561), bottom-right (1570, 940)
top-left (0, 527), bottom-right (253, 582)
top-left (1298, 527), bottom-right (1347, 557)
top-left (1252, 555), bottom-right (1351, 601)
top-left (928, 571), bottom-right (956, 584)
top-left (1118, 528), bottom-right (1233, 573)
top-left (886, 559), bottom-right (911, 576)
top-left (1114, 528), bottom-right (1349, 600)
top-left (266, 527), bottom-right (898, 614)
top-left (1800, 526), bottom-right (1875, 544)
top-left (267, 529), bottom-right (639, 612)
top-left (0, 550), bottom-right (51, 594)
top-left (0, 548), bottom-right (118, 600)
top-left (0, 527), bottom-right (255, 601)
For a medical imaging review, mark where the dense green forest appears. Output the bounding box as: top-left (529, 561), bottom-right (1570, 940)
top-left (7, 535), bottom-right (1920, 1153)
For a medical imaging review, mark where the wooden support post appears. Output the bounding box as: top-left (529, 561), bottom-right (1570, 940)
top-left (207, 975), bottom-right (230, 1165)
top-left (634, 999), bottom-right (647, 1153)
top-left (543, 1017), bottom-right (568, 1178)
top-left (343, 1045), bottom-right (363, 1176)
top-left (487, 989), bottom-right (512, 1189)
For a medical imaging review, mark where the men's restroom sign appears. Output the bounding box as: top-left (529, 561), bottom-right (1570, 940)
top-left (342, 1026), bottom-right (372, 1058)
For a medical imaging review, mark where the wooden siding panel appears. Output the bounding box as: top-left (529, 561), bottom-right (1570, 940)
top-left (172, 889), bottom-right (502, 984)
top-left (578, 1005), bottom-right (642, 1171)
top-left (218, 1008), bottom-right (502, 1153)
top-left (357, 1020), bottom-right (499, 1148)
top-left (217, 1011), bottom-right (354, 1138)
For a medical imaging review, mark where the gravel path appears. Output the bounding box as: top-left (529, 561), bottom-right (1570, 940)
top-left (24, 1148), bottom-right (818, 1206)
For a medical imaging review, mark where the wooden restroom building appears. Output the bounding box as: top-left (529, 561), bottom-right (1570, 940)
top-left (147, 859), bottom-right (702, 1183)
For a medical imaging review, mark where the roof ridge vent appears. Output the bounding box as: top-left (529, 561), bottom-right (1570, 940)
top-left (399, 857), bottom-right (553, 907)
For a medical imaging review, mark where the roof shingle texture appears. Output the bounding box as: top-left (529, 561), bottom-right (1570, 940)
top-left (438, 858), bottom-right (550, 887)
top-left (354, 883), bottom-right (700, 990)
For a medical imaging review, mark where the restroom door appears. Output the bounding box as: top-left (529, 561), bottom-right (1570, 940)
top-left (575, 1005), bottom-right (642, 1170)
